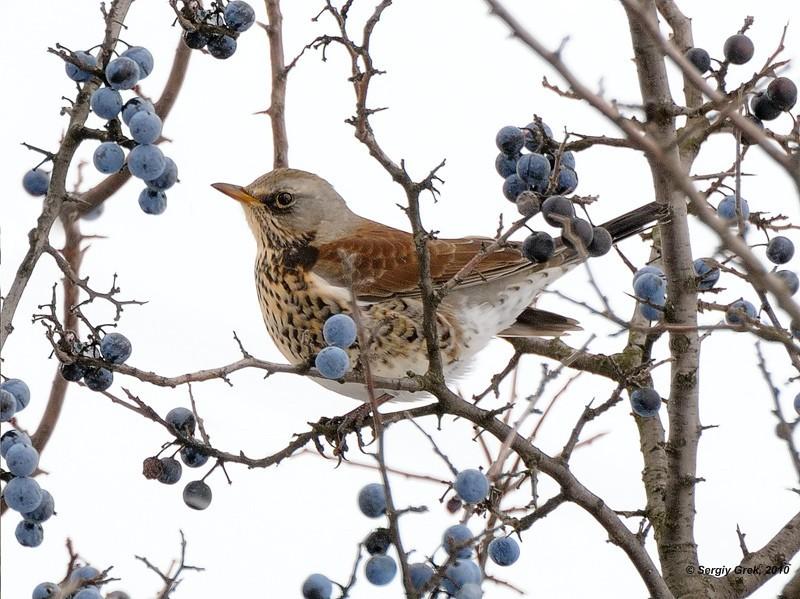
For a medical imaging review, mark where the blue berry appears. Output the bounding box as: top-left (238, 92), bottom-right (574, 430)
top-left (726, 299), bottom-right (757, 325)
top-left (587, 226), bottom-right (612, 257)
top-left (502, 174), bottom-right (528, 202)
top-left (70, 565), bottom-right (100, 582)
top-left (794, 393), bottom-right (800, 415)
top-left (693, 258), bottom-right (720, 290)
top-left (315, 346), bottom-right (350, 379)
top-left (443, 524), bottom-right (473, 558)
top-left (301, 574), bottom-right (332, 599)
top-left (105, 56), bottom-right (140, 90)
top-left (129, 111), bottom-right (163, 144)
top-left (166, 407), bottom-right (196, 436)
top-left (751, 92), bottom-right (782, 121)
top-left (158, 457), bottom-right (182, 484)
top-left (100, 332), bottom-right (132, 364)
top-left (559, 150), bottom-right (576, 169)
top-left (454, 469), bottom-right (490, 503)
top-left (93, 142), bottom-right (125, 174)
top-left (83, 367), bottom-right (113, 392)
top-left (146, 157), bottom-right (178, 191)
top-left (636, 285), bottom-right (665, 321)
top-left (65, 51), bottom-right (97, 82)
top-left (15, 520), bottom-right (44, 547)
top-left (365, 528), bottom-right (392, 555)
top-left (522, 231), bottom-right (554, 263)
top-left (180, 445), bottom-right (209, 468)
top-left (443, 560), bottom-right (482, 594)
top-left (767, 77), bottom-right (797, 111)
top-left (323, 314), bottom-right (357, 349)
top-left (23, 169), bottom-right (50, 196)
top-left (184, 30), bottom-right (210, 50)
top-left (1, 378), bottom-right (29, 411)
top-left (457, 583), bottom-right (484, 599)
top-left (556, 167), bottom-right (578, 194)
top-left (224, 1), bottom-right (256, 32)
top-left (1, 430), bottom-right (31, 457)
top-left (6, 443), bottom-right (39, 477)
top-left (631, 388), bottom-right (661, 418)
top-left (90, 88), bottom-right (123, 119)
top-left (74, 589), bottom-right (102, 599)
top-left (61, 362), bottom-right (87, 382)
top-left (0, 389), bottom-right (17, 421)
top-left (409, 563), bottom-right (434, 591)
top-left (633, 265), bottom-right (664, 285)
top-left (724, 34), bottom-right (754, 65)
top-left (122, 97), bottom-right (155, 125)
top-left (633, 272), bottom-right (666, 303)
top-left (523, 121), bottom-right (552, 152)
top-left (365, 554), bottom-right (397, 586)
top-left (516, 153), bottom-right (551, 187)
top-left (767, 236), bottom-right (794, 265)
top-left (685, 47), bottom-right (711, 73)
top-left (138, 189), bottom-right (168, 215)
top-left (776, 270), bottom-right (799, 295)
top-left (128, 144), bottom-right (166, 180)
top-left (357, 483), bottom-right (386, 518)
top-left (3, 476), bottom-right (43, 512)
top-left (717, 196), bottom-right (749, 223)
top-left (496, 126), bottom-right (525, 155)
top-left (32, 582), bottom-right (61, 599)
top-left (208, 35), bottom-right (237, 59)
top-left (488, 537), bottom-right (520, 566)
top-left (121, 46), bottom-right (154, 78)
top-left (23, 489), bottom-right (55, 523)
top-left (183, 480), bottom-right (212, 510)
top-left (495, 153), bottom-right (518, 178)
top-left (541, 196), bottom-right (575, 227)
top-left (561, 218), bottom-right (594, 250)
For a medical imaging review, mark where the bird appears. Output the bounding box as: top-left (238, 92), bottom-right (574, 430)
top-left (212, 168), bottom-right (660, 403)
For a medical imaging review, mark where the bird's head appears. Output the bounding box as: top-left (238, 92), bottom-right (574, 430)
top-left (212, 168), bottom-right (358, 248)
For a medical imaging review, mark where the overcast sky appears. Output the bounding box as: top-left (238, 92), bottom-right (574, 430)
top-left (2, 1), bottom-right (800, 597)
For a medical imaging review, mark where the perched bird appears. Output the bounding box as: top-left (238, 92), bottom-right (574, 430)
top-left (213, 169), bottom-right (659, 402)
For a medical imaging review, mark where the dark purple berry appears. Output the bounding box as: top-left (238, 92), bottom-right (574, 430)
top-left (723, 34), bottom-right (754, 65)
top-left (561, 218), bottom-right (594, 250)
top-left (767, 77), bottom-right (797, 111)
top-left (766, 236), bottom-right (794, 265)
top-left (522, 232), bottom-right (555, 263)
top-left (751, 92), bottom-right (782, 121)
top-left (685, 47), bottom-right (711, 73)
top-left (541, 196), bottom-right (575, 227)
top-left (587, 226), bottom-right (612, 257)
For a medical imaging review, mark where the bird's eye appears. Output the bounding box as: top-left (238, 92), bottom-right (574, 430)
top-left (274, 191), bottom-right (295, 208)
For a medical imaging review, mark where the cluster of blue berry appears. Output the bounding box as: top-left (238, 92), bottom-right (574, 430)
top-left (302, 470), bottom-right (520, 598)
top-left (180, 1), bottom-right (256, 59)
top-left (59, 332), bottom-right (133, 393)
top-left (685, 34), bottom-right (797, 139)
top-left (31, 564), bottom-right (128, 599)
top-left (142, 407), bottom-right (212, 511)
top-left (1, 380), bottom-right (56, 548)
top-left (314, 314), bottom-right (357, 380)
top-left (494, 120), bottom-right (612, 263)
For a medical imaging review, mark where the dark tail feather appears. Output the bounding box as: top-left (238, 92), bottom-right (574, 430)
top-left (499, 307), bottom-right (582, 338)
top-left (600, 201), bottom-right (663, 243)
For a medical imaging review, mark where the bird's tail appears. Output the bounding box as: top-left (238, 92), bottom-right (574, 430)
top-left (600, 201), bottom-right (663, 243)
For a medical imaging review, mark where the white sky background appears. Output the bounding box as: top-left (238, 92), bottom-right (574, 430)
top-left (2, 0), bottom-right (800, 597)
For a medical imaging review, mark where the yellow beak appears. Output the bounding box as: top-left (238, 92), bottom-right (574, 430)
top-left (211, 182), bottom-right (260, 205)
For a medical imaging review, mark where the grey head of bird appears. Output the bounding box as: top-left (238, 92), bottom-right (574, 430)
top-left (212, 168), bottom-right (364, 249)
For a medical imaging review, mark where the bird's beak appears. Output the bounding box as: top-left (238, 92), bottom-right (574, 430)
top-left (211, 182), bottom-right (259, 206)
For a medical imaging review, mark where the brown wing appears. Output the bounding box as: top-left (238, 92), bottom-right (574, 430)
top-left (314, 222), bottom-right (528, 299)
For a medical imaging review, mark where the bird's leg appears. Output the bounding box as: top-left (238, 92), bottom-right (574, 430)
top-left (329, 393), bottom-right (395, 457)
